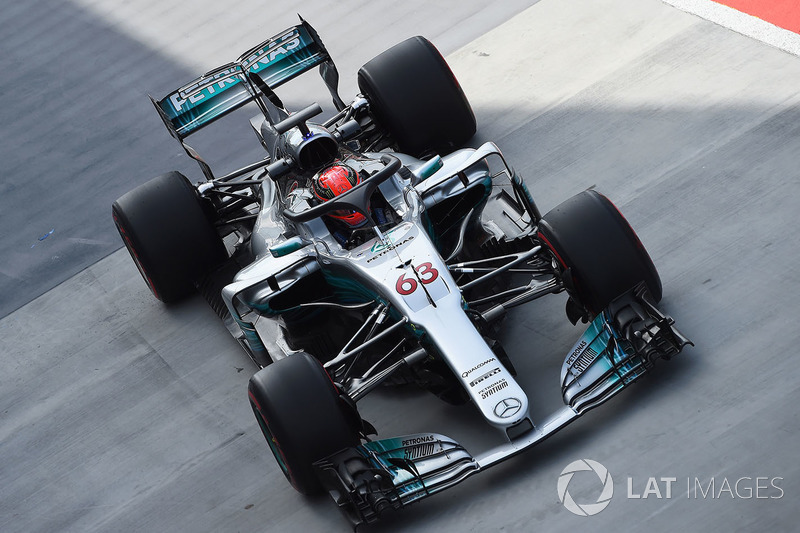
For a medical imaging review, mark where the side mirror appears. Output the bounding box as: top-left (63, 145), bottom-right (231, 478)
top-left (269, 236), bottom-right (307, 257)
top-left (413, 155), bottom-right (443, 184)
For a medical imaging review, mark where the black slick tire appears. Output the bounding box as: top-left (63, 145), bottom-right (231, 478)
top-left (248, 353), bottom-right (360, 495)
top-left (112, 171), bottom-right (227, 303)
top-left (538, 190), bottom-right (662, 317)
top-left (358, 36), bottom-right (476, 157)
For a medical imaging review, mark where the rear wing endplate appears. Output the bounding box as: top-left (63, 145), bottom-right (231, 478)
top-left (151, 19), bottom-right (341, 141)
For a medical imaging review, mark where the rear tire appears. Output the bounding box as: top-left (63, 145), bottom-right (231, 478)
top-left (538, 190), bottom-right (662, 317)
top-left (248, 353), bottom-right (360, 495)
top-left (358, 36), bottom-right (476, 157)
top-left (112, 171), bottom-right (227, 303)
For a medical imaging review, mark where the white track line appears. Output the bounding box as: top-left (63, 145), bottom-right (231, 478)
top-left (664, 0), bottom-right (800, 56)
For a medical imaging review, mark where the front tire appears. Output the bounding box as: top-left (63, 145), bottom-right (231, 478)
top-left (358, 36), bottom-right (476, 157)
top-left (538, 190), bottom-right (662, 317)
top-left (112, 171), bottom-right (227, 303)
top-left (248, 353), bottom-right (360, 495)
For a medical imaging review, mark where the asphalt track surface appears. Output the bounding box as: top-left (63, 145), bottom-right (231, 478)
top-left (2, 0), bottom-right (800, 531)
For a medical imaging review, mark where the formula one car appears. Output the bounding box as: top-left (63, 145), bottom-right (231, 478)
top-left (112, 19), bottom-right (691, 527)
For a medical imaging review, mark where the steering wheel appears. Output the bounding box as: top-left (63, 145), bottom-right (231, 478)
top-left (282, 155), bottom-right (401, 224)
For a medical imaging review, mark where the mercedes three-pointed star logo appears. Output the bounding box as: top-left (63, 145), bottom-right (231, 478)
top-left (493, 397), bottom-right (522, 418)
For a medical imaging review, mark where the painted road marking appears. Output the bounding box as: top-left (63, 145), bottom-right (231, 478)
top-left (665, 0), bottom-right (800, 56)
top-left (713, 0), bottom-right (800, 33)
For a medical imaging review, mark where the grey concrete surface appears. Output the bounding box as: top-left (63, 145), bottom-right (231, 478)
top-left (3, 0), bottom-right (800, 531)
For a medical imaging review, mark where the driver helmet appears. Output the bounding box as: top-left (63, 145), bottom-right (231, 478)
top-left (311, 163), bottom-right (368, 228)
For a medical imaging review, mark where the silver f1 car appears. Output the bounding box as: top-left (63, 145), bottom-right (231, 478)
top-left (112, 19), bottom-right (692, 527)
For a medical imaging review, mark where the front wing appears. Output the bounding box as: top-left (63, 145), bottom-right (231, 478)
top-left (314, 284), bottom-right (692, 527)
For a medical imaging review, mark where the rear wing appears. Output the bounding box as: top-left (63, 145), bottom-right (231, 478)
top-left (151, 19), bottom-right (342, 141)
